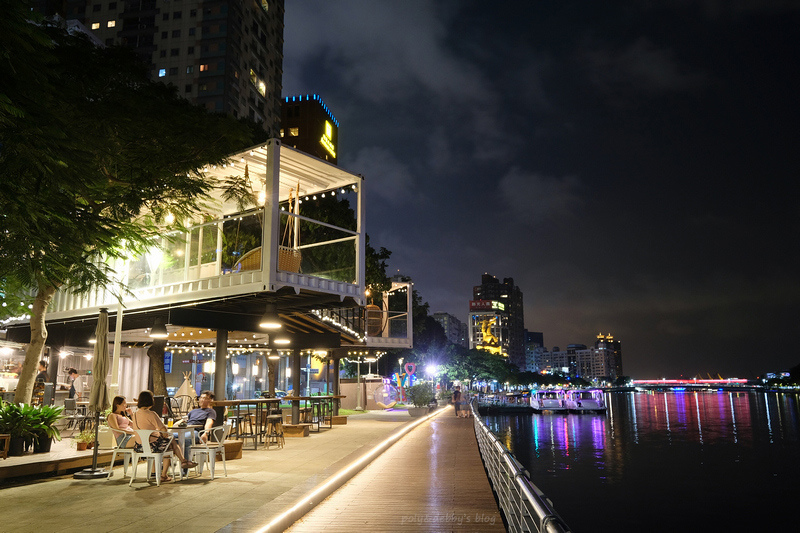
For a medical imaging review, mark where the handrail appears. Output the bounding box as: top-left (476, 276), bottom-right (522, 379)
top-left (470, 398), bottom-right (571, 533)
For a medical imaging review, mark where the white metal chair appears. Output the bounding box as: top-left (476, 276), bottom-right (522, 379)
top-left (106, 427), bottom-right (135, 479)
top-left (128, 429), bottom-right (181, 486)
top-left (189, 424), bottom-right (230, 480)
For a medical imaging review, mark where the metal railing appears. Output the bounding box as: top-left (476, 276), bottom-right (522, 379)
top-left (470, 399), bottom-right (571, 533)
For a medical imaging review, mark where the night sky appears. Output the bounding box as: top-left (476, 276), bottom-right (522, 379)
top-left (282, 1), bottom-right (800, 379)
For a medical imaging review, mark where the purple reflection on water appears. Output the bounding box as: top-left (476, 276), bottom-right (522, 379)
top-left (483, 391), bottom-right (800, 533)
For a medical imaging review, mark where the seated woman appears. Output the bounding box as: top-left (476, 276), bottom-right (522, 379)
top-left (107, 395), bottom-right (136, 448)
top-left (132, 390), bottom-right (197, 482)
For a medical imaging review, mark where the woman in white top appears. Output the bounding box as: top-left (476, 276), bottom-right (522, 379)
top-left (132, 390), bottom-right (196, 482)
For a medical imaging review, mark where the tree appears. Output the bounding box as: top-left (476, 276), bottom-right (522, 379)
top-left (0, 11), bottom-right (255, 403)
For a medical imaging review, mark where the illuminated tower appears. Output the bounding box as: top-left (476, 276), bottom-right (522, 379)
top-left (280, 94), bottom-right (339, 165)
top-left (469, 274), bottom-right (525, 368)
top-left (595, 333), bottom-right (623, 379)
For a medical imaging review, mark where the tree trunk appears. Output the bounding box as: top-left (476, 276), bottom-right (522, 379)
top-left (147, 339), bottom-right (168, 397)
top-left (267, 358), bottom-right (278, 395)
top-left (15, 283), bottom-right (57, 404)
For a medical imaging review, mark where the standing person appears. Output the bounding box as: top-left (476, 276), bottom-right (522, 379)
top-left (68, 368), bottom-right (84, 399)
top-left (36, 361), bottom-right (49, 382)
top-left (452, 386), bottom-right (462, 417)
top-left (132, 390), bottom-right (197, 482)
top-left (107, 396), bottom-right (136, 448)
top-left (459, 390), bottom-right (472, 418)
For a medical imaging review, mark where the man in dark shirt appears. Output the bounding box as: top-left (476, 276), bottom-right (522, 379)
top-left (36, 360), bottom-right (49, 382)
top-left (182, 390), bottom-right (217, 465)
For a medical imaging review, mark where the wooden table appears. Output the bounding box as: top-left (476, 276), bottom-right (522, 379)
top-left (211, 399), bottom-right (281, 448)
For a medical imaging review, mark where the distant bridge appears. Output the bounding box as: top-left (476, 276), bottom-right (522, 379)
top-left (631, 378), bottom-right (753, 390)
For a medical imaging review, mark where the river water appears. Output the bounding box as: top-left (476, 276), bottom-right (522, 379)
top-left (482, 391), bottom-right (800, 532)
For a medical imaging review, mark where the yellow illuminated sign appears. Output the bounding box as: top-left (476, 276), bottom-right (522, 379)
top-left (319, 120), bottom-right (336, 158)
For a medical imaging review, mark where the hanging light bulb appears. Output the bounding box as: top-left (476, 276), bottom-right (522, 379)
top-left (259, 302), bottom-right (282, 329)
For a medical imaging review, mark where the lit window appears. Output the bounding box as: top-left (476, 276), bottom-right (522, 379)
top-left (186, 66), bottom-right (194, 74)
top-left (107, 20), bottom-right (115, 28)
top-left (158, 69), bottom-right (166, 77)
top-left (279, 129), bottom-right (284, 137)
top-left (289, 127), bottom-right (299, 136)
top-left (91, 22), bottom-right (100, 30)
top-left (200, 64), bottom-right (209, 72)
top-left (257, 80), bottom-right (266, 97)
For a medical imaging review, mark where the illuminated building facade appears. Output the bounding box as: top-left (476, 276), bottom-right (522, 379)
top-left (468, 274), bottom-right (525, 367)
top-left (280, 94), bottom-right (339, 164)
top-left (524, 331), bottom-right (544, 371)
top-left (52, 0), bottom-right (285, 135)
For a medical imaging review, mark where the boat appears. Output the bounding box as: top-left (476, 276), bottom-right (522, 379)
top-left (565, 389), bottom-right (607, 413)
top-left (530, 389), bottom-right (567, 412)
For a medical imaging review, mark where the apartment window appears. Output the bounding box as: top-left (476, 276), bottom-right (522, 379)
top-left (161, 31), bottom-right (167, 39)
top-left (172, 30), bottom-right (180, 38)
top-left (159, 50), bottom-right (166, 58)
top-left (91, 22), bottom-right (100, 30)
top-left (187, 46), bottom-right (194, 54)
top-left (200, 64), bottom-right (209, 72)
top-left (185, 84), bottom-right (192, 93)
top-left (109, 2), bottom-right (117, 9)
top-left (163, 13), bottom-right (169, 21)
top-left (158, 69), bottom-right (166, 77)
top-left (93, 4), bottom-right (101, 12)
top-left (107, 20), bottom-right (115, 28)
top-left (186, 66), bottom-right (194, 74)
top-left (279, 129), bottom-right (284, 137)
top-left (171, 48), bottom-right (179, 57)
top-left (188, 28), bottom-right (195, 36)
top-left (289, 127), bottom-right (299, 136)
top-left (199, 84), bottom-right (207, 91)
top-left (190, 9), bottom-right (197, 17)
top-left (169, 67), bottom-right (178, 75)
top-left (173, 11), bottom-right (182, 19)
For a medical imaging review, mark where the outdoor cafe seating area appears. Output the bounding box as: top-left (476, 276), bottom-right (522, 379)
top-left (0, 392), bottom-right (346, 484)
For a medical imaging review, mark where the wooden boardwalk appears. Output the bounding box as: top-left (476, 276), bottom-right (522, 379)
top-left (287, 409), bottom-right (505, 532)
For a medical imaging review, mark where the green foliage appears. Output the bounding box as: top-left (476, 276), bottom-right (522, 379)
top-left (31, 404), bottom-right (64, 441)
top-left (0, 401), bottom-right (65, 445)
top-left (74, 427), bottom-right (96, 444)
top-left (406, 382), bottom-right (436, 407)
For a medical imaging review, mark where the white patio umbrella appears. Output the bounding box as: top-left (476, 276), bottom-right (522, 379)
top-left (74, 308), bottom-right (111, 479)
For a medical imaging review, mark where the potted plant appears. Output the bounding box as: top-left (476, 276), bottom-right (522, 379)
top-left (406, 383), bottom-right (436, 417)
top-left (0, 401), bottom-right (42, 456)
top-left (32, 404), bottom-right (64, 453)
top-left (437, 389), bottom-right (452, 407)
top-left (74, 427), bottom-right (96, 451)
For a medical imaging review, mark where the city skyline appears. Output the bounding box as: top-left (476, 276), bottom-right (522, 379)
top-left (282, 1), bottom-right (800, 378)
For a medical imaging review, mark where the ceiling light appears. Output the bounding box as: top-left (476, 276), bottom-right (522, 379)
top-left (149, 319), bottom-right (169, 339)
top-left (259, 302), bottom-right (282, 330)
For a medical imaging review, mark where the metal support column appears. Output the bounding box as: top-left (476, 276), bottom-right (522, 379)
top-left (291, 352), bottom-right (301, 425)
top-left (215, 329), bottom-right (227, 400)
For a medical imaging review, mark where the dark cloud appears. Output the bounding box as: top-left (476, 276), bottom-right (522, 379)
top-left (284, 1), bottom-right (800, 378)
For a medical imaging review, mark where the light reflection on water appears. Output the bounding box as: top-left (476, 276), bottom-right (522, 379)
top-left (483, 391), bottom-right (800, 532)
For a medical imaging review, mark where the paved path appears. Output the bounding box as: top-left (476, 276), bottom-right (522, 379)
top-left (0, 408), bottom-right (504, 532)
top-left (286, 411), bottom-right (505, 532)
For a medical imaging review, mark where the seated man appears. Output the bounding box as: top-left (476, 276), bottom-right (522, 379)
top-left (181, 390), bottom-right (217, 465)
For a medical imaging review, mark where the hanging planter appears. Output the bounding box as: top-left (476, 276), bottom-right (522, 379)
top-left (279, 183), bottom-right (302, 273)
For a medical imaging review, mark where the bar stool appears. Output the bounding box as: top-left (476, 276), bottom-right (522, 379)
top-left (263, 415), bottom-right (284, 449)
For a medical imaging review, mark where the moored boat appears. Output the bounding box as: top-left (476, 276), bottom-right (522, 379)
top-left (565, 389), bottom-right (607, 413)
top-left (530, 389), bottom-right (567, 412)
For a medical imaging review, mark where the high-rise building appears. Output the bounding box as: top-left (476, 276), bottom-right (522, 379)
top-left (524, 331), bottom-right (544, 371)
top-left (469, 274), bottom-right (525, 367)
top-left (432, 312), bottom-right (468, 348)
top-left (534, 334), bottom-right (624, 382)
top-left (280, 94), bottom-right (339, 165)
top-left (53, 0), bottom-right (285, 135)
top-left (595, 333), bottom-right (623, 378)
